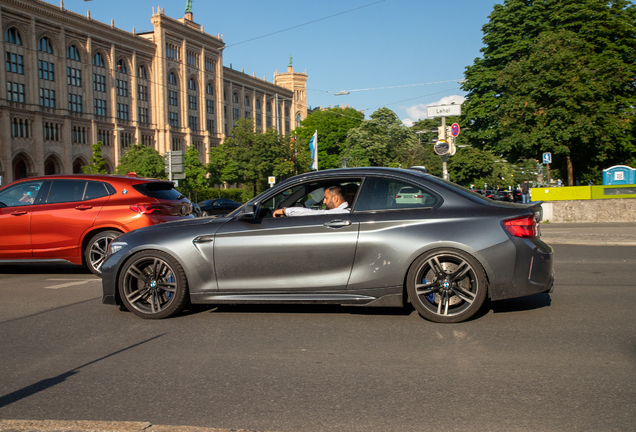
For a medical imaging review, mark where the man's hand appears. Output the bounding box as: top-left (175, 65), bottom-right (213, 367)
top-left (273, 208), bottom-right (285, 217)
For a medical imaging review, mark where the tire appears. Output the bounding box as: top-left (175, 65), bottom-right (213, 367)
top-left (118, 250), bottom-right (189, 319)
top-left (406, 249), bottom-right (487, 323)
top-left (201, 210), bottom-right (209, 217)
top-left (85, 230), bottom-right (121, 277)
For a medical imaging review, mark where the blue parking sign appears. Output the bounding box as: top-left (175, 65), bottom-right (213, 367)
top-left (542, 152), bottom-right (552, 164)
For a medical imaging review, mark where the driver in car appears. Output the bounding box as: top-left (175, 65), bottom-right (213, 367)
top-left (273, 185), bottom-right (350, 217)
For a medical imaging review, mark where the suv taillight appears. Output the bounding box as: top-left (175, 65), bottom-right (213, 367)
top-left (504, 215), bottom-right (539, 238)
top-left (130, 203), bottom-right (173, 215)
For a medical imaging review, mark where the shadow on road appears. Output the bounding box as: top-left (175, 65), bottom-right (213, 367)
top-left (0, 334), bottom-right (165, 409)
top-left (0, 263), bottom-right (90, 275)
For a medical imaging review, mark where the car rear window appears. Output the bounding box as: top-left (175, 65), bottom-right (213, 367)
top-left (133, 182), bottom-right (184, 200)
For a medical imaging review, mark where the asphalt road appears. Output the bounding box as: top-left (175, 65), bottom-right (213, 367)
top-left (1, 243), bottom-right (635, 432)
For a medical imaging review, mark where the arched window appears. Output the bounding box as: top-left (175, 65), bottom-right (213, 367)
top-left (244, 96), bottom-right (250, 107)
top-left (169, 72), bottom-right (177, 85)
top-left (206, 83), bottom-right (214, 96)
top-left (67, 45), bottom-right (81, 61)
top-left (189, 78), bottom-right (196, 91)
top-left (38, 37), bottom-right (54, 54)
top-left (117, 59), bottom-right (127, 74)
top-left (256, 100), bottom-right (261, 110)
top-left (5, 28), bottom-right (23, 45)
top-left (93, 53), bottom-right (105, 67)
top-left (138, 66), bottom-right (148, 79)
top-left (232, 93), bottom-right (239, 103)
top-left (296, 113), bottom-right (301, 125)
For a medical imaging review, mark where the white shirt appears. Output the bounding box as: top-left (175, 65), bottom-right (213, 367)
top-left (284, 202), bottom-right (350, 216)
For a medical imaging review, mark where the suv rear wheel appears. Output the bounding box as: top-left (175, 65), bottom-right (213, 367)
top-left (85, 230), bottom-right (121, 277)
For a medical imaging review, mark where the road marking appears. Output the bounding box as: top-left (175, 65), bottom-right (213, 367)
top-left (44, 279), bottom-right (100, 289)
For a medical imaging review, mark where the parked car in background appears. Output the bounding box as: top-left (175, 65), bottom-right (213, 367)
top-left (0, 174), bottom-right (193, 276)
top-left (198, 198), bottom-right (241, 217)
top-left (102, 167), bottom-right (553, 323)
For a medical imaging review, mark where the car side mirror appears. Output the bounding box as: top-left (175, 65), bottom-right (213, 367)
top-left (238, 203), bottom-right (257, 221)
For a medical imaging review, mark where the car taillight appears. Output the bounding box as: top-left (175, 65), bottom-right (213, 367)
top-left (130, 203), bottom-right (173, 215)
top-left (504, 216), bottom-right (539, 239)
top-left (395, 195), bottom-right (402, 198)
top-left (415, 195), bottom-right (423, 198)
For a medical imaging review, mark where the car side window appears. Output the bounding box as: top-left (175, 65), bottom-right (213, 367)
top-left (83, 181), bottom-right (110, 201)
top-left (45, 180), bottom-right (87, 204)
top-left (355, 177), bottom-right (438, 212)
top-left (0, 181), bottom-right (44, 207)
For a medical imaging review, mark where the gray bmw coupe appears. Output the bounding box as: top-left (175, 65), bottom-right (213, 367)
top-left (102, 168), bottom-right (553, 323)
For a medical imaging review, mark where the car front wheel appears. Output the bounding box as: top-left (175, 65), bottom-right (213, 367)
top-left (85, 230), bottom-right (121, 277)
top-left (406, 249), bottom-right (487, 323)
top-left (118, 250), bottom-right (189, 319)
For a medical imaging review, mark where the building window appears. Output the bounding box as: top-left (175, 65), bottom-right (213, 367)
top-left (169, 112), bottom-right (179, 127)
top-left (68, 94), bottom-right (83, 113)
top-left (189, 95), bottom-right (197, 110)
top-left (138, 66), bottom-right (148, 79)
top-left (67, 45), bottom-right (81, 61)
top-left (6, 52), bottom-right (24, 74)
top-left (67, 67), bottom-right (81, 86)
top-left (98, 129), bottom-right (112, 146)
top-left (93, 74), bottom-right (106, 92)
top-left (206, 99), bottom-right (214, 114)
top-left (5, 28), bottom-right (23, 45)
top-left (205, 57), bottom-right (216, 72)
top-left (188, 116), bottom-right (198, 130)
top-left (39, 88), bottom-right (56, 108)
top-left (187, 50), bottom-right (199, 67)
top-left (7, 82), bottom-right (25, 103)
top-left (38, 60), bottom-right (55, 81)
top-left (116, 79), bottom-right (128, 96)
top-left (207, 119), bottom-right (215, 133)
top-left (138, 107), bottom-right (149, 124)
top-left (233, 108), bottom-right (239, 121)
top-left (116, 59), bottom-right (127, 74)
top-left (12, 118), bottom-right (30, 138)
top-left (166, 43), bottom-right (180, 61)
top-left (94, 99), bottom-right (107, 117)
top-left (38, 37), bottom-right (54, 54)
top-left (189, 79), bottom-right (196, 91)
top-left (168, 90), bottom-right (178, 106)
top-left (232, 93), bottom-right (239, 103)
top-left (93, 53), bottom-right (105, 67)
top-left (206, 83), bottom-right (214, 95)
top-left (266, 102), bottom-right (272, 128)
top-left (43, 122), bottom-right (59, 141)
top-left (172, 138), bottom-right (182, 151)
top-left (138, 84), bottom-right (148, 101)
top-left (72, 126), bottom-right (87, 144)
top-left (169, 72), bottom-right (178, 85)
top-left (117, 103), bottom-right (129, 120)
top-left (141, 135), bottom-right (154, 146)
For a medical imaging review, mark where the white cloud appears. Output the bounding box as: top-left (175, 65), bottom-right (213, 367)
top-left (401, 95), bottom-right (466, 125)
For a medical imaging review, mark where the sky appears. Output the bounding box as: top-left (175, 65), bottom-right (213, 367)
top-left (60, 0), bottom-right (500, 125)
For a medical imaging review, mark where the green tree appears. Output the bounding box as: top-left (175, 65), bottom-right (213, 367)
top-left (343, 107), bottom-right (417, 167)
top-left (115, 144), bottom-right (166, 178)
top-left (181, 145), bottom-right (208, 190)
top-left (83, 142), bottom-right (108, 174)
top-left (294, 106), bottom-right (364, 169)
top-left (462, 0), bottom-right (636, 184)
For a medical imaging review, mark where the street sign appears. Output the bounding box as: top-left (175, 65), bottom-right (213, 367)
top-left (434, 140), bottom-right (450, 156)
top-left (165, 164), bottom-right (185, 173)
top-left (543, 152), bottom-right (552, 164)
top-left (172, 173), bottom-right (186, 180)
top-left (426, 104), bottom-right (462, 118)
top-left (451, 123), bottom-right (460, 137)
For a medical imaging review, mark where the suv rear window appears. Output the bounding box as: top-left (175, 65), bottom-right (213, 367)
top-left (133, 182), bottom-right (184, 200)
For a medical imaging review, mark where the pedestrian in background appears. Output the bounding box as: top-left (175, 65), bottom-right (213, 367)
top-left (521, 180), bottom-right (530, 203)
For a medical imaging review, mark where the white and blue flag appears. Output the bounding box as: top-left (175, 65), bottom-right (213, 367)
top-left (309, 130), bottom-right (318, 170)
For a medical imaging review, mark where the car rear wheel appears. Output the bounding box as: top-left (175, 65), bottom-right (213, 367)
top-left (406, 249), bottom-right (487, 323)
top-left (201, 210), bottom-right (209, 217)
top-left (118, 250), bottom-right (188, 319)
top-left (85, 230), bottom-right (121, 277)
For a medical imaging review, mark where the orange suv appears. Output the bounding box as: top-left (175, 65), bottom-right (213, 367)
top-left (0, 174), bottom-right (192, 276)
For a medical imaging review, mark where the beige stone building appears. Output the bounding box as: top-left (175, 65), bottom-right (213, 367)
top-left (0, 0), bottom-right (308, 186)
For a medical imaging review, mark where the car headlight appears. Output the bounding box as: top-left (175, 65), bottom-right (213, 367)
top-left (108, 241), bottom-right (128, 256)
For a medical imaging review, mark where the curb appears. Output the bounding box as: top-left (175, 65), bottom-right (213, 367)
top-left (0, 420), bottom-right (274, 432)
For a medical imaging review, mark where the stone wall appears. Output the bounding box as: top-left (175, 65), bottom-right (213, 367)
top-left (541, 198), bottom-right (636, 223)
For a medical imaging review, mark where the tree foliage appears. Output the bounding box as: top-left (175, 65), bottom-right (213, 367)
top-left (181, 145), bottom-right (208, 191)
top-left (83, 142), bottom-right (109, 174)
top-left (115, 144), bottom-right (166, 179)
top-left (343, 108), bottom-right (417, 167)
top-left (294, 106), bottom-right (364, 169)
top-left (209, 119), bottom-right (310, 197)
top-left (462, 0), bottom-right (636, 184)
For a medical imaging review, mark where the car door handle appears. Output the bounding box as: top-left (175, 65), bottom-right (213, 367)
top-left (11, 210), bottom-right (28, 216)
top-left (193, 235), bottom-right (214, 244)
top-left (76, 205), bottom-right (93, 210)
top-left (323, 219), bottom-right (352, 228)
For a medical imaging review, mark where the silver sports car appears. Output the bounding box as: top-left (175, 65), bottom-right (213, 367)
top-left (101, 167), bottom-right (553, 323)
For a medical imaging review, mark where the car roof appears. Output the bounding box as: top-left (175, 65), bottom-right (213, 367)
top-left (277, 167), bottom-right (430, 186)
top-left (3, 174), bottom-right (167, 187)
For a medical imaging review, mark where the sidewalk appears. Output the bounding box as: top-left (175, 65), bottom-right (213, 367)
top-left (539, 222), bottom-right (636, 246)
top-left (0, 420), bottom-right (271, 432)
